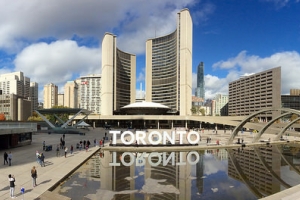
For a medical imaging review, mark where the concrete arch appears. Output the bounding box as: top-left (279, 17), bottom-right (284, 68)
top-left (274, 117), bottom-right (300, 141)
top-left (226, 108), bottom-right (300, 145)
top-left (252, 112), bottom-right (292, 143)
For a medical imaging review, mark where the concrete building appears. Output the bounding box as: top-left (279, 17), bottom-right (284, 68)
top-left (58, 94), bottom-right (64, 106)
top-left (43, 83), bottom-right (58, 109)
top-left (77, 74), bottom-right (101, 114)
top-left (290, 89), bottom-right (300, 95)
top-left (195, 62), bottom-right (205, 106)
top-left (29, 82), bottom-right (39, 114)
top-left (212, 94), bottom-right (228, 116)
top-left (101, 33), bottom-right (136, 115)
top-left (64, 81), bottom-right (78, 108)
top-left (0, 71), bottom-right (30, 98)
top-left (228, 67), bottom-right (281, 121)
top-left (145, 9), bottom-right (192, 116)
top-left (0, 94), bottom-right (32, 121)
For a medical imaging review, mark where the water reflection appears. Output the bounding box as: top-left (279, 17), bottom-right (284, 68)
top-left (53, 144), bottom-right (300, 200)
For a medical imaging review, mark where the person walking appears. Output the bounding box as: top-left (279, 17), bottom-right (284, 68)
top-left (4, 152), bottom-right (8, 165)
top-left (8, 174), bottom-right (15, 198)
top-left (56, 145), bottom-right (60, 157)
top-left (64, 147), bottom-right (68, 158)
top-left (31, 166), bottom-right (37, 187)
top-left (8, 152), bottom-right (12, 166)
top-left (36, 151), bottom-right (40, 165)
top-left (70, 145), bottom-right (73, 154)
top-left (40, 153), bottom-right (45, 167)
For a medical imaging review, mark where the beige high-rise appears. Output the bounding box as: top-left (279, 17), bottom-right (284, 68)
top-left (43, 83), bottom-right (58, 109)
top-left (145, 9), bottom-right (192, 116)
top-left (64, 81), bottom-right (78, 108)
top-left (101, 33), bottom-right (136, 115)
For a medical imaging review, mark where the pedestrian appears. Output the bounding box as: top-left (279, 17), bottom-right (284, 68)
top-left (56, 145), bottom-right (60, 157)
top-left (64, 147), bottom-right (68, 158)
top-left (99, 139), bottom-right (103, 147)
top-left (8, 152), bottom-right (12, 166)
top-left (63, 133), bottom-right (65, 141)
top-left (4, 152), bottom-right (8, 165)
top-left (85, 144), bottom-right (89, 152)
top-left (31, 166), bottom-right (37, 187)
top-left (36, 151), bottom-right (40, 164)
top-left (94, 139), bottom-right (96, 147)
top-left (43, 141), bottom-right (46, 150)
top-left (70, 145), bottom-right (73, 154)
top-left (40, 153), bottom-right (45, 167)
top-left (8, 174), bottom-right (15, 198)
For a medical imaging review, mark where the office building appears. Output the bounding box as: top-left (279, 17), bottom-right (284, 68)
top-left (29, 82), bottom-right (38, 113)
top-left (212, 94), bottom-right (228, 116)
top-left (58, 94), bottom-right (64, 106)
top-left (77, 74), bottom-right (101, 114)
top-left (64, 81), bottom-right (78, 108)
top-left (0, 71), bottom-right (30, 98)
top-left (195, 62), bottom-right (205, 105)
top-left (43, 83), bottom-right (58, 109)
top-left (101, 33), bottom-right (136, 115)
top-left (145, 9), bottom-right (192, 116)
top-left (228, 67), bottom-right (281, 121)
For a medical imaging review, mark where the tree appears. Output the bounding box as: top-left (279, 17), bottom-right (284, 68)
top-left (199, 108), bottom-right (205, 116)
top-left (290, 114), bottom-right (300, 123)
top-left (0, 113), bottom-right (6, 121)
top-left (191, 106), bottom-right (197, 115)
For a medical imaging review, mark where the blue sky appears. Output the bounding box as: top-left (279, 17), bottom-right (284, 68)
top-left (0, 0), bottom-right (300, 101)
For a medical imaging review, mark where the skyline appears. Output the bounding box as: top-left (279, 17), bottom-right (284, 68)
top-left (0, 0), bottom-right (300, 101)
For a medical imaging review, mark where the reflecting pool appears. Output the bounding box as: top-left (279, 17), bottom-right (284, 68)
top-left (53, 144), bottom-right (300, 200)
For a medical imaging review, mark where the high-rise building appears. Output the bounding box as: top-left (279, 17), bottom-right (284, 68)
top-left (29, 82), bottom-right (39, 113)
top-left (228, 67), bottom-right (281, 121)
top-left (0, 71), bottom-right (30, 98)
top-left (145, 9), bottom-right (192, 116)
top-left (76, 74), bottom-right (101, 114)
top-left (195, 62), bottom-right (205, 105)
top-left (101, 33), bottom-right (136, 115)
top-left (43, 83), bottom-right (58, 109)
top-left (64, 81), bottom-right (78, 108)
top-left (212, 94), bottom-right (228, 116)
top-left (58, 94), bottom-right (64, 106)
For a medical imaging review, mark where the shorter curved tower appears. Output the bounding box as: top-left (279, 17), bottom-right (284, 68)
top-left (101, 33), bottom-right (136, 115)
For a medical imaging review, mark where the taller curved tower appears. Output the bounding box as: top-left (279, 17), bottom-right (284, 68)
top-left (145, 9), bottom-right (192, 116)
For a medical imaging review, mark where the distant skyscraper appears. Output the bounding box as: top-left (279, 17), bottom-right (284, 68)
top-left (195, 62), bottom-right (205, 105)
top-left (0, 71), bottom-right (30, 98)
top-left (145, 9), bottom-right (192, 116)
top-left (43, 83), bottom-right (58, 109)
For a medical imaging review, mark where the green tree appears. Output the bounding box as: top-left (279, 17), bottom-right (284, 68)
top-left (199, 108), bottom-right (205, 116)
top-left (191, 106), bottom-right (197, 115)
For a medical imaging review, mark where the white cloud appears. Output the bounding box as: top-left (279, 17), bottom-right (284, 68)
top-left (208, 51), bottom-right (300, 98)
top-left (0, 0), bottom-right (199, 54)
top-left (14, 40), bottom-right (101, 100)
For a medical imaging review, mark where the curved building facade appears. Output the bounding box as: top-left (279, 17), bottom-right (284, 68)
top-left (101, 33), bottom-right (136, 115)
top-left (145, 9), bottom-right (192, 116)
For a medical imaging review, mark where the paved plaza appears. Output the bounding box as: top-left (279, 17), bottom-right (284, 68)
top-left (0, 127), bottom-right (299, 199)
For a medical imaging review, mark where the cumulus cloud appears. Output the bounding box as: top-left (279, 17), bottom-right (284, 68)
top-left (207, 50), bottom-right (300, 98)
top-left (14, 40), bottom-right (101, 99)
top-left (0, 0), bottom-right (199, 54)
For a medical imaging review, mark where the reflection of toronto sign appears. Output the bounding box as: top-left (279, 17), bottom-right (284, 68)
top-left (109, 130), bottom-right (201, 167)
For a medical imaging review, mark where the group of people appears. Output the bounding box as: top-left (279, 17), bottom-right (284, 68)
top-left (3, 151), bottom-right (12, 166)
top-left (8, 165), bottom-right (38, 198)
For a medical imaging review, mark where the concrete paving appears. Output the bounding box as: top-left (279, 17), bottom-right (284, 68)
top-left (0, 127), bottom-right (299, 199)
